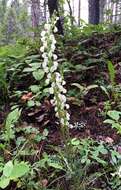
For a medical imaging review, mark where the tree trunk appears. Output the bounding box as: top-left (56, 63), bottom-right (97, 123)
top-left (88, 0), bottom-right (100, 24)
top-left (66, 0), bottom-right (73, 24)
top-left (31, 0), bottom-right (41, 38)
top-left (78, 0), bottom-right (81, 26)
top-left (0, 0), bottom-right (8, 24)
top-left (48, 0), bottom-right (64, 35)
top-left (100, 0), bottom-right (106, 23)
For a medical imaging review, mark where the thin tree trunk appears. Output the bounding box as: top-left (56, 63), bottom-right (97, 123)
top-left (66, 0), bottom-right (73, 24)
top-left (31, 0), bottom-right (41, 38)
top-left (88, 0), bottom-right (100, 24)
top-left (115, 0), bottom-right (119, 23)
top-left (78, 0), bottom-right (81, 26)
top-left (72, 0), bottom-right (74, 16)
top-left (43, 1), bottom-right (47, 21)
top-left (100, 0), bottom-right (106, 23)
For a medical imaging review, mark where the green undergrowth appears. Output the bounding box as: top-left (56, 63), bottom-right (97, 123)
top-left (0, 23), bottom-right (121, 190)
top-left (0, 43), bottom-right (27, 58)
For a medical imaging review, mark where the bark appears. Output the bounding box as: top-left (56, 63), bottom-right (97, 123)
top-left (88, 0), bottom-right (100, 24)
top-left (78, 0), bottom-right (81, 26)
top-left (100, 0), bottom-right (106, 23)
top-left (66, 0), bottom-right (73, 24)
top-left (31, 0), bottom-right (41, 38)
top-left (0, 0), bottom-right (8, 24)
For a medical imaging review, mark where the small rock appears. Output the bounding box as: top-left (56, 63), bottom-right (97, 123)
top-left (42, 179), bottom-right (48, 187)
top-left (105, 137), bottom-right (114, 144)
top-left (117, 146), bottom-right (121, 154)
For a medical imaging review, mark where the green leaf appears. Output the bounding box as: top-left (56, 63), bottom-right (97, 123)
top-left (10, 162), bottom-right (29, 179)
top-left (107, 110), bottom-right (121, 121)
top-left (23, 67), bottom-right (36, 72)
top-left (5, 108), bottom-right (21, 141)
top-left (25, 59), bottom-right (32, 64)
top-left (48, 162), bottom-right (63, 170)
top-left (81, 156), bottom-right (87, 164)
top-left (0, 177), bottom-right (10, 189)
top-left (98, 146), bottom-right (108, 154)
top-left (6, 108), bottom-right (21, 128)
top-left (86, 84), bottom-right (98, 91)
top-left (100, 86), bottom-right (109, 98)
top-left (30, 62), bottom-right (41, 69)
top-left (43, 88), bottom-right (49, 94)
top-left (71, 83), bottom-right (84, 91)
top-left (71, 138), bottom-right (80, 146)
top-left (27, 100), bottom-right (35, 107)
top-left (43, 129), bottom-right (49, 137)
top-left (33, 69), bottom-right (45, 81)
top-left (107, 61), bottom-right (115, 85)
top-left (3, 161), bottom-right (13, 177)
top-left (30, 85), bottom-right (40, 93)
top-left (93, 157), bottom-right (107, 165)
top-left (0, 166), bottom-right (3, 173)
top-left (26, 55), bottom-right (40, 60)
top-left (104, 119), bottom-right (115, 124)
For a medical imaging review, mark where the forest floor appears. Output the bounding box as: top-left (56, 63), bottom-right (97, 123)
top-left (20, 31), bottom-right (121, 145)
top-left (1, 29), bottom-right (121, 189)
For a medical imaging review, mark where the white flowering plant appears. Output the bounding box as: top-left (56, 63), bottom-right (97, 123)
top-left (40, 16), bottom-right (70, 142)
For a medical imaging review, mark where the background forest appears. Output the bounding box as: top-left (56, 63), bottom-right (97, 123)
top-left (1, 0), bottom-right (121, 45)
top-left (1, 0), bottom-right (121, 190)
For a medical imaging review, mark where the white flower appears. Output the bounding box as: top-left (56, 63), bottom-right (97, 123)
top-left (54, 26), bottom-right (58, 33)
top-left (62, 88), bottom-right (67, 94)
top-left (44, 67), bottom-right (49, 73)
top-left (56, 17), bottom-right (59, 21)
top-left (69, 124), bottom-right (74, 129)
top-left (41, 31), bottom-right (46, 37)
top-left (45, 78), bottom-right (50, 85)
top-left (42, 53), bottom-right (47, 59)
top-left (59, 94), bottom-right (66, 103)
top-left (62, 95), bottom-right (67, 103)
top-left (53, 61), bottom-right (58, 68)
top-left (53, 54), bottom-right (58, 60)
top-left (66, 113), bottom-right (70, 120)
top-left (50, 66), bottom-right (55, 73)
top-left (47, 73), bottom-right (51, 79)
top-left (53, 38), bottom-right (56, 44)
top-left (54, 107), bottom-right (58, 112)
top-left (50, 34), bottom-right (54, 41)
top-left (41, 36), bottom-right (46, 42)
top-left (43, 59), bottom-right (48, 66)
top-left (51, 44), bottom-right (56, 51)
top-left (40, 46), bottom-right (45, 53)
top-left (44, 23), bottom-right (51, 31)
top-left (62, 81), bottom-right (66, 85)
top-left (49, 87), bottom-right (54, 94)
top-left (60, 118), bottom-right (64, 125)
top-left (55, 112), bottom-right (59, 118)
top-left (51, 82), bottom-right (56, 88)
top-left (57, 85), bottom-right (65, 93)
top-left (43, 41), bottom-right (47, 48)
top-left (66, 121), bottom-right (69, 126)
top-left (56, 76), bottom-right (62, 83)
top-left (50, 62), bottom-right (58, 72)
top-left (55, 72), bottom-right (61, 78)
top-left (42, 62), bottom-right (47, 68)
top-left (50, 99), bottom-right (55, 105)
top-left (60, 103), bottom-right (64, 109)
top-left (66, 104), bottom-right (70, 109)
top-left (40, 17), bottom-right (70, 127)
